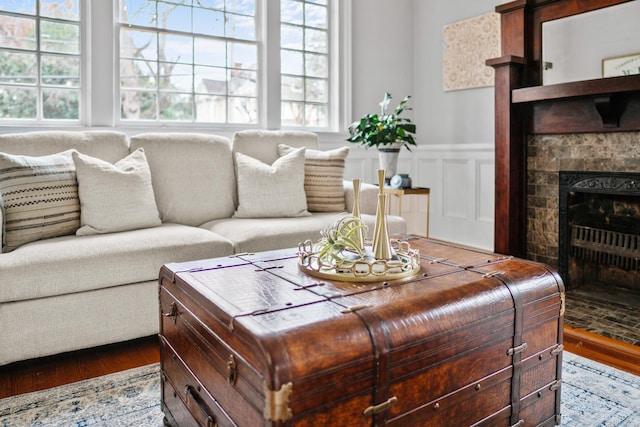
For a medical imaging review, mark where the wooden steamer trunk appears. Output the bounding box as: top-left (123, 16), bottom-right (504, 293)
top-left (159, 238), bottom-right (565, 426)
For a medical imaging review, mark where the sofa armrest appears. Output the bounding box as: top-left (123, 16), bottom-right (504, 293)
top-left (343, 180), bottom-right (380, 215)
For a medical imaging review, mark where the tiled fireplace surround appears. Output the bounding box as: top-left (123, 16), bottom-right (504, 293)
top-left (526, 131), bottom-right (640, 268)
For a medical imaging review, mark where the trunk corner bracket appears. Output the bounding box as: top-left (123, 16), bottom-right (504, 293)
top-left (263, 381), bottom-right (293, 422)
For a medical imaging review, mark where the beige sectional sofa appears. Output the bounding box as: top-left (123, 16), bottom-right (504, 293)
top-left (0, 129), bottom-right (405, 366)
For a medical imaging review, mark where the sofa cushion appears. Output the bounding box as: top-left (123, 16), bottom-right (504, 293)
top-left (0, 223), bottom-right (234, 304)
top-left (232, 130), bottom-right (318, 165)
top-left (233, 148), bottom-right (310, 218)
top-left (72, 148), bottom-right (162, 235)
top-left (0, 150), bottom-right (80, 252)
top-left (0, 131), bottom-right (129, 163)
top-left (201, 212), bottom-right (407, 254)
top-left (278, 144), bottom-right (349, 212)
top-left (130, 133), bottom-right (236, 226)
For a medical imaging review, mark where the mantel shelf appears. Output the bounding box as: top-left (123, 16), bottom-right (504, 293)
top-left (512, 75), bottom-right (640, 104)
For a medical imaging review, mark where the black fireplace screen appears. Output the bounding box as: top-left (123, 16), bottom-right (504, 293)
top-left (559, 171), bottom-right (640, 292)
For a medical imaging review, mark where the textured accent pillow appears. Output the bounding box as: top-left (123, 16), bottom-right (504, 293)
top-left (72, 148), bottom-right (161, 236)
top-left (278, 144), bottom-right (349, 212)
top-left (233, 147), bottom-right (310, 218)
top-left (0, 150), bottom-right (80, 252)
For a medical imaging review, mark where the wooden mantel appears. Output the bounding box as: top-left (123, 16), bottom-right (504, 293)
top-left (487, 0), bottom-right (640, 257)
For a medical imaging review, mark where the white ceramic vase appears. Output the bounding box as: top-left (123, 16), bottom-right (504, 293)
top-left (377, 141), bottom-right (403, 183)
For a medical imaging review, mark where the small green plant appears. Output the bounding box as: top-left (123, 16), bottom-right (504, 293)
top-left (346, 92), bottom-right (417, 150)
top-left (316, 216), bottom-right (368, 266)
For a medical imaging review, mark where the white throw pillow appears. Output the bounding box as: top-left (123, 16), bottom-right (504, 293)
top-left (233, 147), bottom-right (310, 218)
top-left (278, 144), bottom-right (349, 212)
top-left (72, 148), bottom-right (161, 235)
top-left (0, 150), bottom-right (80, 252)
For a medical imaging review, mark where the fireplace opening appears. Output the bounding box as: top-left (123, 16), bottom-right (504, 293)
top-left (559, 171), bottom-right (640, 297)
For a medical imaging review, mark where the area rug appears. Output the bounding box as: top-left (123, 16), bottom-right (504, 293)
top-left (0, 352), bottom-right (638, 426)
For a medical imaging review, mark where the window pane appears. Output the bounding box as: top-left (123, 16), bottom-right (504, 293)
top-left (0, 87), bottom-right (37, 118)
top-left (193, 8), bottom-right (224, 37)
top-left (305, 28), bottom-right (327, 53)
top-left (42, 54), bottom-right (79, 87)
top-left (281, 101), bottom-right (303, 126)
top-left (0, 15), bottom-right (36, 50)
top-left (194, 38), bottom-right (225, 67)
top-left (40, 0), bottom-right (79, 20)
top-left (195, 94), bottom-right (226, 122)
top-left (1, 0), bottom-right (36, 15)
top-left (305, 103), bottom-right (327, 127)
top-left (282, 75), bottom-right (303, 101)
top-left (226, 13), bottom-right (255, 40)
top-left (43, 89), bottom-right (79, 119)
top-left (281, 24), bottom-right (302, 50)
top-left (281, 1), bottom-right (330, 129)
top-left (121, 29), bottom-right (158, 61)
top-left (305, 77), bottom-right (327, 102)
top-left (226, 0), bottom-right (254, 16)
top-left (158, 3), bottom-right (191, 33)
top-left (120, 0), bottom-right (157, 27)
top-left (197, 0), bottom-right (224, 9)
top-left (121, 90), bottom-right (157, 120)
top-left (0, 51), bottom-right (37, 84)
top-left (41, 20), bottom-right (80, 54)
top-left (162, 33), bottom-right (193, 64)
top-left (305, 52), bottom-right (327, 78)
top-left (281, 0), bottom-right (303, 25)
top-left (229, 69), bottom-right (256, 96)
top-left (159, 63), bottom-right (192, 92)
top-left (159, 93), bottom-right (193, 120)
top-left (195, 66), bottom-right (226, 94)
top-left (121, 59), bottom-right (157, 88)
top-left (281, 50), bottom-right (303, 75)
top-left (305, 3), bottom-right (327, 29)
top-left (228, 96), bottom-right (257, 123)
top-left (227, 42), bottom-right (256, 70)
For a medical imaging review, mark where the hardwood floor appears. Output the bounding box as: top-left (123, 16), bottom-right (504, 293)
top-left (0, 335), bottom-right (160, 399)
top-left (0, 329), bottom-right (638, 400)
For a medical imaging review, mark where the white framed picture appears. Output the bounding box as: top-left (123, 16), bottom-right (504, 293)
top-left (602, 52), bottom-right (640, 77)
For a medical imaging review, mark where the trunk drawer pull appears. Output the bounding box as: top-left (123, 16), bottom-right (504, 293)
top-left (363, 396), bottom-right (398, 417)
top-left (184, 385), bottom-right (217, 427)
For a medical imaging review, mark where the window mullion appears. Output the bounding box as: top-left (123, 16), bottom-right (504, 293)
top-left (263, 0), bottom-right (281, 129)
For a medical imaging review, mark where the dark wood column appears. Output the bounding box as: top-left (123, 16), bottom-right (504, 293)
top-left (487, 56), bottom-right (528, 256)
top-left (486, 0), bottom-right (531, 257)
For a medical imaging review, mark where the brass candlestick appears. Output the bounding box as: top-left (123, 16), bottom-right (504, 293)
top-left (351, 179), bottom-right (365, 251)
top-left (372, 169), bottom-right (393, 260)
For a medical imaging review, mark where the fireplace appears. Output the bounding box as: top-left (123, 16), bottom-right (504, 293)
top-left (559, 171), bottom-right (640, 295)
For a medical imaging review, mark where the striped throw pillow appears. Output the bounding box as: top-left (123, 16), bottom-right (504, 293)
top-left (0, 150), bottom-right (80, 252)
top-left (278, 144), bottom-right (349, 212)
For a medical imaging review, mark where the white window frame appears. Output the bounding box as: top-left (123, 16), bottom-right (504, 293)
top-left (1, 0), bottom-right (351, 134)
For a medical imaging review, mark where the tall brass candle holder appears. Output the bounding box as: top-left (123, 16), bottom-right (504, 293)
top-left (297, 170), bottom-right (420, 282)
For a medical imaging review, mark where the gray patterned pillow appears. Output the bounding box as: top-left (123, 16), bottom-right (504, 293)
top-left (0, 150), bottom-right (80, 252)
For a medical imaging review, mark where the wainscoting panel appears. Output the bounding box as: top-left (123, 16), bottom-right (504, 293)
top-left (442, 159), bottom-right (470, 219)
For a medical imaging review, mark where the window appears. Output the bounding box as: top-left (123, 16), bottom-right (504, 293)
top-left (0, 0), bottom-right (81, 121)
top-left (280, 0), bottom-right (329, 128)
top-left (118, 0), bottom-right (258, 124)
top-left (0, 0), bottom-right (345, 130)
